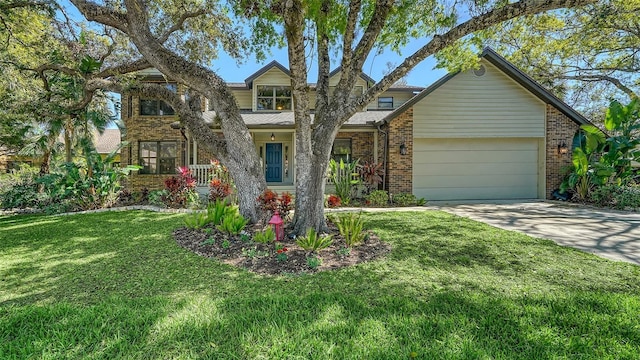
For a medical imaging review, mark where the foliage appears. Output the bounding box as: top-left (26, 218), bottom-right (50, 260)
top-left (332, 212), bottom-right (366, 248)
top-left (393, 193), bottom-right (418, 206)
top-left (485, 0), bottom-right (640, 118)
top-left (257, 189), bottom-right (294, 219)
top-left (561, 99), bottom-right (640, 200)
top-left (206, 199), bottom-right (229, 226)
top-left (296, 228), bottom-right (333, 252)
top-left (253, 227), bottom-right (276, 244)
top-left (241, 246), bottom-right (269, 259)
top-left (367, 190), bottom-right (389, 207)
top-left (163, 166), bottom-right (199, 208)
top-left (357, 161), bottom-right (384, 195)
top-left (275, 243), bottom-right (288, 262)
top-left (306, 256), bottom-right (322, 270)
top-left (327, 194), bottom-right (341, 208)
top-left (329, 159), bottom-right (360, 205)
top-left (148, 190), bottom-right (168, 207)
top-left (208, 160), bottom-right (234, 202)
top-left (591, 185), bottom-right (640, 210)
top-left (217, 213), bottom-right (249, 235)
top-left (0, 165), bottom-right (40, 209)
top-left (184, 212), bottom-right (209, 229)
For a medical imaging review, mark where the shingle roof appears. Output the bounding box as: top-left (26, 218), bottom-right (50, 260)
top-left (94, 129), bottom-right (121, 154)
top-left (198, 110), bottom-right (390, 128)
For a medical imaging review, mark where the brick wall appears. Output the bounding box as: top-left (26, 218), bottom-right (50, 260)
top-left (546, 105), bottom-right (580, 198)
top-left (335, 132), bottom-right (375, 163)
top-left (121, 95), bottom-right (186, 191)
top-left (385, 108), bottom-right (413, 195)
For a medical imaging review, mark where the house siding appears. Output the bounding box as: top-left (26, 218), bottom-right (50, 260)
top-left (546, 105), bottom-right (580, 198)
top-left (367, 90), bottom-right (416, 110)
top-left (120, 95), bottom-right (186, 191)
top-left (385, 108), bottom-right (413, 195)
top-left (413, 61), bottom-right (545, 138)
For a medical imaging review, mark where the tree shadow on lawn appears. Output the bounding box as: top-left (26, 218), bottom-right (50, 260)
top-left (2, 286), bottom-right (638, 359)
top-left (0, 210), bottom-right (639, 358)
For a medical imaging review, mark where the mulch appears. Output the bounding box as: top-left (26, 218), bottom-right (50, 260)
top-left (173, 223), bottom-right (391, 275)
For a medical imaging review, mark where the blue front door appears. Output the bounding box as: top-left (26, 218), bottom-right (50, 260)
top-left (265, 143), bottom-right (282, 182)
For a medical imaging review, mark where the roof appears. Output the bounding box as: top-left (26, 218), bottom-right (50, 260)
top-left (94, 129), bottom-right (121, 154)
top-left (378, 47), bottom-right (592, 126)
top-left (244, 60), bottom-right (291, 88)
top-left (182, 110), bottom-right (391, 129)
top-left (328, 67), bottom-right (376, 85)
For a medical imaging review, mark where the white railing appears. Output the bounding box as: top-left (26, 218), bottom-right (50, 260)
top-left (326, 168), bottom-right (359, 185)
top-left (188, 164), bottom-right (212, 187)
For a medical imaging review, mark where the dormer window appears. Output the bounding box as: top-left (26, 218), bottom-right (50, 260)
top-left (257, 85), bottom-right (292, 111)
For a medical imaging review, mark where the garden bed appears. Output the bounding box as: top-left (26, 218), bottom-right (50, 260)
top-left (173, 222), bottom-right (390, 275)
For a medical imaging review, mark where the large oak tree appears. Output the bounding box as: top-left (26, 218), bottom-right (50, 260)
top-left (69, 0), bottom-right (597, 233)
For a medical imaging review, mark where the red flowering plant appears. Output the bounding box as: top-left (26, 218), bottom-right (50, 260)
top-left (275, 242), bottom-right (288, 262)
top-left (209, 178), bottom-right (231, 202)
top-left (162, 167), bottom-right (198, 208)
top-left (327, 194), bottom-right (341, 208)
top-left (278, 192), bottom-right (293, 219)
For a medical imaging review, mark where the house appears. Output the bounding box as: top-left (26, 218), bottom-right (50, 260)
top-left (119, 48), bottom-right (589, 200)
top-left (0, 129), bottom-right (122, 172)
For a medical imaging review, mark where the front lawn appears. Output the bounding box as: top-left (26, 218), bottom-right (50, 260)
top-left (1, 210), bottom-right (639, 359)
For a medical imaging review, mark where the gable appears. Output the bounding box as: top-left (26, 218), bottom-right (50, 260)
top-left (412, 60), bottom-right (546, 138)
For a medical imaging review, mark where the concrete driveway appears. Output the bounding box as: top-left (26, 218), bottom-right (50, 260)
top-left (429, 201), bottom-right (640, 266)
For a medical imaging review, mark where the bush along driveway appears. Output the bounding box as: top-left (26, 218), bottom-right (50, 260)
top-left (1, 210), bottom-right (639, 359)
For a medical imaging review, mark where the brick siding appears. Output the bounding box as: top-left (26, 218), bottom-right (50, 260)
top-left (384, 108), bottom-right (413, 195)
top-left (335, 131), bottom-right (375, 163)
top-left (120, 95), bottom-right (186, 191)
top-left (546, 104), bottom-right (580, 198)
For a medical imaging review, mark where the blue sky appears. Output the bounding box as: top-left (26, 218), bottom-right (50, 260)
top-left (60, 1), bottom-right (448, 87)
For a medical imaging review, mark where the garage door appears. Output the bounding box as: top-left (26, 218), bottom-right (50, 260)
top-left (413, 138), bottom-right (540, 200)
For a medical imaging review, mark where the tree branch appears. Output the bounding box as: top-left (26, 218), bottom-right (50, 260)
top-left (158, 9), bottom-right (207, 43)
top-left (68, 0), bottom-right (128, 32)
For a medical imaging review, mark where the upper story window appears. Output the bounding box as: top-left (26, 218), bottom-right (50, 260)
top-left (139, 83), bottom-right (177, 116)
top-left (378, 97), bottom-right (393, 109)
top-left (257, 85), bottom-right (292, 111)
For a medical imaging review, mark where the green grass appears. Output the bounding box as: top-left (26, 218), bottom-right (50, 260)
top-left (1, 210), bottom-right (639, 359)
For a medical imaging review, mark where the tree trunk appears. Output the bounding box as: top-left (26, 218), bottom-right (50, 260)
top-left (291, 149), bottom-right (332, 234)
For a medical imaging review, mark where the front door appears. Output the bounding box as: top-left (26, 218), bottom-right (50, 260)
top-left (265, 143), bottom-right (282, 182)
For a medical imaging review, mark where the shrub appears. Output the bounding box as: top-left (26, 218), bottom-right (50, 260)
top-left (148, 190), bottom-right (168, 207)
top-left (591, 185), bottom-right (640, 210)
top-left (184, 212), bottom-right (209, 229)
top-left (206, 199), bottom-right (228, 226)
top-left (367, 190), bottom-right (388, 207)
top-left (257, 189), bottom-right (295, 220)
top-left (253, 227), bottom-right (276, 244)
top-left (217, 213), bottom-right (249, 235)
top-left (393, 193), bottom-right (417, 206)
top-left (357, 161), bottom-right (384, 194)
top-left (296, 228), bottom-right (333, 252)
top-left (209, 178), bottom-right (231, 202)
top-left (0, 166), bottom-right (40, 209)
top-left (327, 194), bottom-right (341, 208)
top-left (163, 166), bottom-right (198, 208)
top-left (278, 192), bottom-right (293, 219)
top-left (333, 212), bottom-right (365, 247)
top-left (329, 159), bottom-right (359, 205)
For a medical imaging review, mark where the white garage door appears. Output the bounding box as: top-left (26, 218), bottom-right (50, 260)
top-left (413, 138), bottom-right (540, 201)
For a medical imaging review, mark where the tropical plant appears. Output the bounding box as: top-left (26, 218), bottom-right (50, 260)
top-left (253, 227), bottom-right (276, 244)
top-left (184, 212), bottom-right (209, 229)
top-left (327, 194), bottom-right (341, 208)
top-left (357, 161), bottom-right (384, 195)
top-left (296, 228), bottom-right (333, 252)
top-left (333, 212), bottom-right (366, 248)
top-left (206, 199), bottom-right (228, 226)
top-left (217, 213), bottom-right (249, 235)
top-left (329, 159), bottom-right (360, 205)
top-left (163, 166), bottom-right (198, 208)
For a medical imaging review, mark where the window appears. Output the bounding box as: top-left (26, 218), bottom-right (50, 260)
top-left (331, 139), bottom-right (352, 163)
top-left (139, 83), bottom-right (177, 116)
top-left (378, 97), bottom-right (393, 109)
top-left (256, 85), bottom-right (292, 111)
top-left (139, 141), bottom-right (177, 174)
